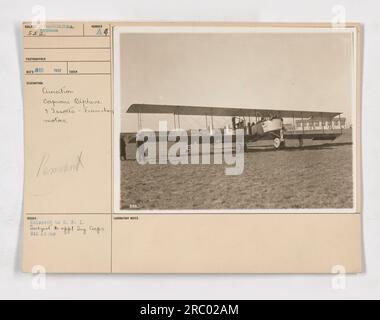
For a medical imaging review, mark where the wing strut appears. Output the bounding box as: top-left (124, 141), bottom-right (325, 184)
top-left (138, 113), bottom-right (142, 130)
top-left (321, 113), bottom-right (325, 134)
top-left (339, 114), bottom-right (343, 134)
top-left (301, 113), bottom-right (305, 134)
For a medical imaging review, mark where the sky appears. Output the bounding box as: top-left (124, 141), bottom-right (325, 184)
top-left (119, 29), bottom-right (355, 133)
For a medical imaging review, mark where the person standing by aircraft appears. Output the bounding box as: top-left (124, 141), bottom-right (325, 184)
top-left (120, 136), bottom-right (127, 161)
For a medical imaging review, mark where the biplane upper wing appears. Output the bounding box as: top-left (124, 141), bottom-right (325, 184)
top-left (128, 104), bottom-right (342, 119)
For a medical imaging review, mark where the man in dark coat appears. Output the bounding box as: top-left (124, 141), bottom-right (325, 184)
top-left (120, 136), bottom-right (127, 161)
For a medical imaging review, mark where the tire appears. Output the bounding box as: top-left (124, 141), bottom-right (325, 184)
top-left (273, 138), bottom-right (281, 150)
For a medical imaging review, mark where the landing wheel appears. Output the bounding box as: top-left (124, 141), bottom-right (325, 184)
top-left (273, 138), bottom-right (282, 150)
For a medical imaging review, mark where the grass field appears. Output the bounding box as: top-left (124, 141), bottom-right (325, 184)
top-left (120, 130), bottom-right (354, 210)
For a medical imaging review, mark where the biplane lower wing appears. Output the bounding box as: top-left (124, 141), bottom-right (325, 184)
top-left (126, 131), bottom-right (342, 144)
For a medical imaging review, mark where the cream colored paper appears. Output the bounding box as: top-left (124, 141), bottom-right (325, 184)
top-left (23, 22), bottom-right (362, 274)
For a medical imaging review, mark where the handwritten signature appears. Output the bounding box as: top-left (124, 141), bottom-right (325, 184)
top-left (36, 152), bottom-right (85, 178)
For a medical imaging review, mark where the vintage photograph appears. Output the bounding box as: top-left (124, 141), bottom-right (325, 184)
top-left (113, 26), bottom-right (358, 213)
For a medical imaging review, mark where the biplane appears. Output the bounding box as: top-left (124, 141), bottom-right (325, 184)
top-left (126, 104), bottom-right (345, 151)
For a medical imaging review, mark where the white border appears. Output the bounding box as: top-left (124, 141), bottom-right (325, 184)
top-left (113, 25), bottom-right (358, 215)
